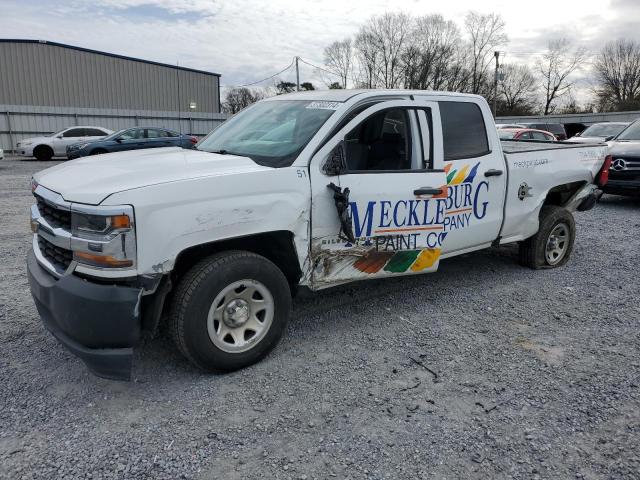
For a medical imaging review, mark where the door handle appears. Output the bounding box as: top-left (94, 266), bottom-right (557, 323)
top-left (484, 169), bottom-right (503, 177)
top-left (413, 187), bottom-right (442, 195)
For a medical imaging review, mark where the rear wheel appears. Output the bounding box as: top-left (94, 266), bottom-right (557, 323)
top-left (33, 145), bottom-right (53, 161)
top-left (519, 205), bottom-right (575, 269)
top-left (169, 251), bottom-right (291, 372)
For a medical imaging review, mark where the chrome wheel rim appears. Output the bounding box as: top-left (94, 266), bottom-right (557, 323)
top-left (207, 279), bottom-right (274, 353)
top-left (545, 223), bottom-right (569, 265)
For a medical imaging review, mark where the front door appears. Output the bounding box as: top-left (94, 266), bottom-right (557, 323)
top-left (54, 127), bottom-right (87, 155)
top-left (309, 100), bottom-right (448, 288)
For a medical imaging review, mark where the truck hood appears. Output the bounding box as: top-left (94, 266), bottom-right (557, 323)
top-left (33, 147), bottom-right (270, 205)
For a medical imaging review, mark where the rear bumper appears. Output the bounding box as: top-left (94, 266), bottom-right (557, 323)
top-left (603, 180), bottom-right (640, 196)
top-left (27, 250), bottom-right (142, 380)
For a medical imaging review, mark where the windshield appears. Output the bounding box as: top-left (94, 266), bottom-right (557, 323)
top-left (103, 129), bottom-right (127, 140)
top-left (615, 121), bottom-right (640, 140)
top-left (49, 128), bottom-right (67, 137)
top-left (580, 123), bottom-right (627, 137)
top-left (197, 100), bottom-right (338, 167)
top-left (498, 130), bottom-right (518, 139)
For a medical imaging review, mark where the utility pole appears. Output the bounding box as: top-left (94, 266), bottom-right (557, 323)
top-left (493, 51), bottom-right (500, 118)
top-left (295, 56), bottom-right (300, 91)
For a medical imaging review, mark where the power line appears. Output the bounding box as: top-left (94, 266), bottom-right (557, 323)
top-left (298, 57), bottom-right (338, 77)
top-left (221, 59), bottom-right (295, 88)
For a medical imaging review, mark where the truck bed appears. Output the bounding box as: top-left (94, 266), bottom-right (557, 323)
top-left (497, 139), bottom-right (608, 245)
top-left (500, 139), bottom-right (605, 154)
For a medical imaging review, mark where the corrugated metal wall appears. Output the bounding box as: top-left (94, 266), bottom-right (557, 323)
top-left (0, 104), bottom-right (228, 151)
top-left (0, 40), bottom-right (220, 113)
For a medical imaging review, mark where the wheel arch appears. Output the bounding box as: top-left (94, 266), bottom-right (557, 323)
top-left (171, 230), bottom-right (303, 288)
top-left (33, 144), bottom-right (54, 156)
top-left (541, 180), bottom-right (587, 210)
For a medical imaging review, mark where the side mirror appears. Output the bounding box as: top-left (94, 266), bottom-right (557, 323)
top-left (115, 138), bottom-right (123, 143)
top-left (323, 141), bottom-right (346, 176)
top-left (56, 135), bottom-right (63, 139)
top-left (605, 135), bottom-right (614, 141)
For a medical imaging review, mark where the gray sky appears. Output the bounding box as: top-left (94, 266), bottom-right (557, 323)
top-left (3, 0), bottom-right (640, 101)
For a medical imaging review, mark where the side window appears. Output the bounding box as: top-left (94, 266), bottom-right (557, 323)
top-left (531, 131), bottom-right (547, 141)
top-left (439, 101), bottom-right (490, 160)
top-left (119, 129), bottom-right (144, 140)
top-left (85, 128), bottom-right (106, 137)
top-left (519, 131), bottom-right (533, 140)
top-left (146, 129), bottom-right (165, 138)
top-left (63, 128), bottom-right (84, 137)
top-left (344, 108), bottom-right (412, 171)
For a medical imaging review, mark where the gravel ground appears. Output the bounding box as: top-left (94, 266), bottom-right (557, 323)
top-left (1, 156), bottom-right (639, 480)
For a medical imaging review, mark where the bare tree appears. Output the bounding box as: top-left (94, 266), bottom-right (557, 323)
top-left (274, 81), bottom-right (296, 95)
top-left (464, 12), bottom-right (507, 95)
top-left (355, 13), bottom-right (412, 88)
top-left (537, 38), bottom-right (587, 115)
top-left (594, 39), bottom-right (640, 111)
top-left (222, 87), bottom-right (264, 114)
top-left (498, 64), bottom-right (537, 115)
top-left (323, 39), bottom-right (352, 88)
top-left (354, 30), bottom-right (379, 88)
top-left (402, 15), bottom-right (461, 90)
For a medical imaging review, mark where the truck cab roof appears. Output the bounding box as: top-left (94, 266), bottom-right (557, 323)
top-left (264, 89), bottom-right (485, 103)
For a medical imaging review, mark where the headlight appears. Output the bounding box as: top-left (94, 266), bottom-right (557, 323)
top-left (70, 206), bottom-right (136, 270)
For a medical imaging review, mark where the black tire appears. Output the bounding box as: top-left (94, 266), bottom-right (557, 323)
top-left (519, 205), bottom-right (575, 269)
top-left (33, 145), bottom-right (53, 161)
top-left (169, 251), bottom-right (291, 372)
top-left (89, 148), bottom-right (107, 156)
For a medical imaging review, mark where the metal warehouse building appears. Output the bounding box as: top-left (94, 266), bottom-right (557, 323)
top-left (0, 39), bottom-right (225, 151)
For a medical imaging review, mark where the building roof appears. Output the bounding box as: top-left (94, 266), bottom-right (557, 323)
top-left (0, 39), bottom-right (221, 78)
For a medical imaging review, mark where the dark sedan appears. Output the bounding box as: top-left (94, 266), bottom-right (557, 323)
top-left (67, 127), bottom-right (198, 159)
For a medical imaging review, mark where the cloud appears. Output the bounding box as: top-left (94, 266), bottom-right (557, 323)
top-left (3, 0), bottom-right (640, 104)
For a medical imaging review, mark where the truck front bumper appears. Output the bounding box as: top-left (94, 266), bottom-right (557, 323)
top-left (27, 250), bottom-right (142, 381)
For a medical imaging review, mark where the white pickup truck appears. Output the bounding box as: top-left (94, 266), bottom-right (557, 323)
top-left (27, 90), bottom-right (611, 380)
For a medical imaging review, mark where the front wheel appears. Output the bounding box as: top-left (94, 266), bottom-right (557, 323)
top-left (169, 251), bottom-right (291, 372)
top-left (519, 205), bottom-right (576, 269)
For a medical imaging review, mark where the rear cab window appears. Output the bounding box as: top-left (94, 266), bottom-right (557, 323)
top-left (438, 101), bottom-right (490, 161)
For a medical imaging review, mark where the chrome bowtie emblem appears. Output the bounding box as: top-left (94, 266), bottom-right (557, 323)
top-left (612, 158), bottom-right (627, 171)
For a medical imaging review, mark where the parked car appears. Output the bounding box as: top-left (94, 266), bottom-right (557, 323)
top-left (521, 123), bottom-right (568, 140)
top-left (0, 148), bottom-right (4, 160)
top-left (67, 127), bottom-right (198, 159)
top-left (16, 126), bottom-right (113, 161)
top-left (498, 128), bottom-right (557, 141)
top-left (495, 123), bottom-right (526, 129)
top-left (28, 89), bottom-right (610, 380)
top-left (603, 120), bottom-right (640, 196)
top-left (568, 122), bottom-right (630, 143)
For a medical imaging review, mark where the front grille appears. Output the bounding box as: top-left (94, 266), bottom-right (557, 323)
top-left (35, 195), bottom-right (71, 230)
top-left (37, 236), bottom-right (72, 272)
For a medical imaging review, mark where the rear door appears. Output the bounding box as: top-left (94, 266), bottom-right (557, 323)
top-left (54, 127), bottom-right (86, 155)
top-left (309, 100), bottom-right (448, 287)
top-left (146, 129), bottom-right (174, 148)
top-left (436, 100), bottom-right (507, 255)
